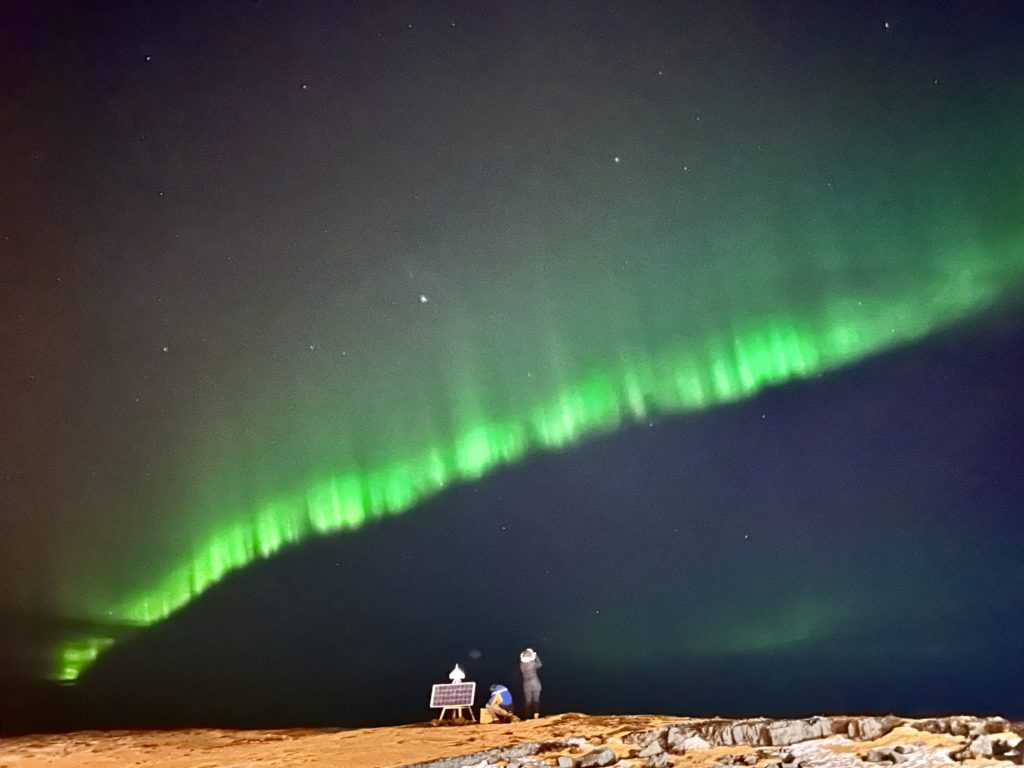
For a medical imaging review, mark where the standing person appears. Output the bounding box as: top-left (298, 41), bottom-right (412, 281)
top-left (519, 647), bottom-right (543, 719)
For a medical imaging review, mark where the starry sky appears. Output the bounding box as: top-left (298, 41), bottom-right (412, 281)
top-left (1, 0), bottom-right (1023, 729)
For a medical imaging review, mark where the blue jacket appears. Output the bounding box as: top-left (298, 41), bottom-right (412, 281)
top-left (490, 684), bottom-right (512, 707)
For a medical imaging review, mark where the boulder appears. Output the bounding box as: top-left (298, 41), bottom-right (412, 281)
top-left (667, 728), bottom-right (702, 751)
top-left (647, 754), bottom-right (672, 768)
top-left (767, 719), bottom-right (833, 746)
top-left (403, 739), bottom-right (573, 768)
top-left (951, 720), bottom-right (972, 738)
top-left (686, 720), bottom-right (774, 747)
top-left (625, 727), bottom-right (668, 749)
top-left (639, 741), bottom-right (665, 758)
top-left (732, 723), bottom-right (770, 746)
top-left (847, 717), bottom-right (897, 741)
top-left (676, 735), bottom-right (712, 753)
top-left (982, 719), bottom-right (1012, 736)
top-left (741, 754), bottom-right (759, 765)
top-left (995, 738), bottom-right (1023, 756)
top-left (557, 758), bottom-right (577, 768)
top-left (969, 735), bottom-right (994, 758)
top-left (579, 747), bottom-right (618, 768)
top-left (666, 727), bottom-right (696, 751)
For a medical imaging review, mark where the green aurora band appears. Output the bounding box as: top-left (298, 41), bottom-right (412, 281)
top-left (56, 236), bottom-right (1023, 682)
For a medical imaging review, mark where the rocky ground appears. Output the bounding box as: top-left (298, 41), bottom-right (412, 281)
top-left (0, 714), bottom-right (1020, 768)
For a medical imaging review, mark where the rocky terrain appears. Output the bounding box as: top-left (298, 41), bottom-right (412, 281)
top-left (0, 713), bottom-right (1020, 768)
top-left (404, 714), bottom-right (1023, 768)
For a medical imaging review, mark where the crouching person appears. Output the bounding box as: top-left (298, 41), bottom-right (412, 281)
top-left (485, 684), bottom-right (518, 723)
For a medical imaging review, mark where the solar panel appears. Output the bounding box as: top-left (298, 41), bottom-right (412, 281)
top-left (430, 682), bottom-right (476, 708)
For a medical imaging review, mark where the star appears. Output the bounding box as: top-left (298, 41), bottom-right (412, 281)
top-left (161, 345), bottom-right (169, 353)
top-left (419, 294), bottom-right (429, 303)
top-left (884, 21), bottom-right (890, 29)
top-left (613, 156), bottom-right (621, 163)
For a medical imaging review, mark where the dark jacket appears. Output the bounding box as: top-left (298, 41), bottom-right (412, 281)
top-left (520, 655), bottom-right (542, 688)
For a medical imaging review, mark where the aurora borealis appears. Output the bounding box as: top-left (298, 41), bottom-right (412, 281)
top-left (55, 280), bottom-right (1021, 682)
top-left (2, 0), bottom-right (1023, 728)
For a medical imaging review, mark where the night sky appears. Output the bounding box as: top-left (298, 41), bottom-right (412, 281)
top-left (1, 0), bottom-right (1023, 731)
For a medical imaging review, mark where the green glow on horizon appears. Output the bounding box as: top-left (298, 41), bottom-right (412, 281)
top-left (56, 637), bottom-right (115, 682)
top-left (54, 244), bottom-right (1023, 682)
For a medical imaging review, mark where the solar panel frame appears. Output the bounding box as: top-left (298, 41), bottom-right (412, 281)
top-left (429, 682), bottom-right (476, 708)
